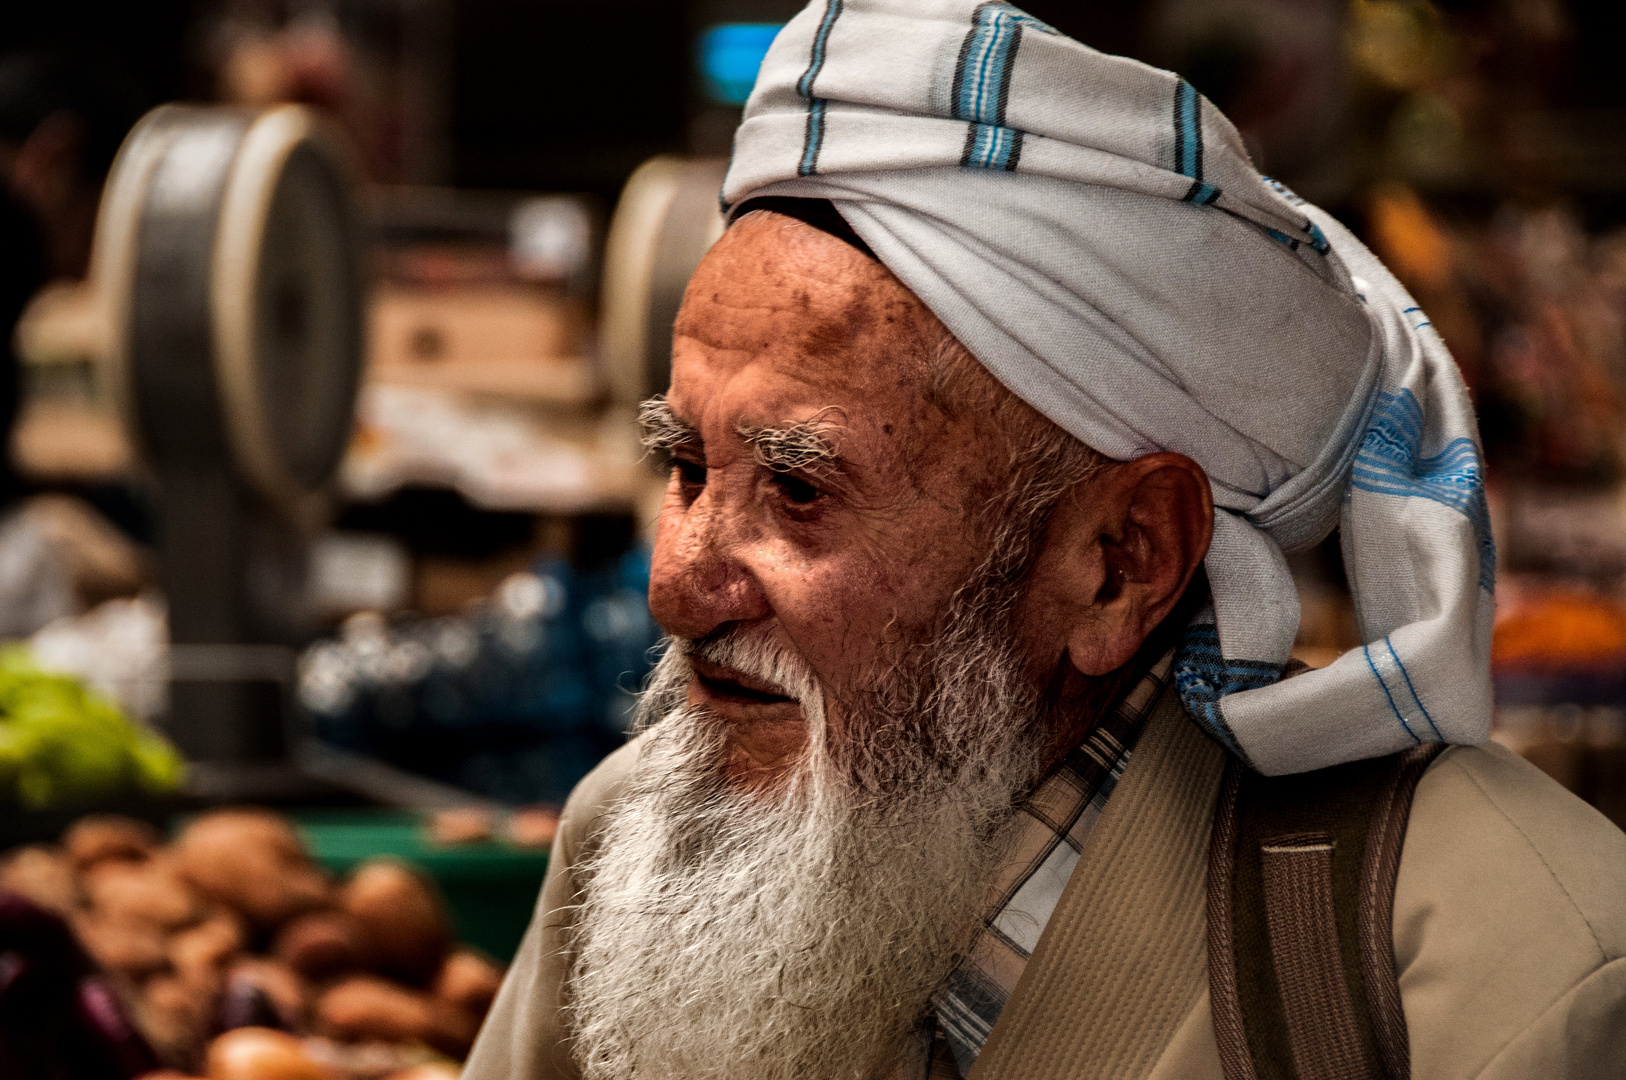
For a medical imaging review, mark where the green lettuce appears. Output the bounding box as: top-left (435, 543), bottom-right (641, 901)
top-left (0, 647), bottom-right (183, 808)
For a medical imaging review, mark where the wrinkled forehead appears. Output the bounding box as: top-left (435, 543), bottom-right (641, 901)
top-left (670, 212), bottom-right (947, 425)
top-left (662, 213), bottom-right (1045, 511)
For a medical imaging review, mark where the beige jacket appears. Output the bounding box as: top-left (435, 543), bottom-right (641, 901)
top-left (463, 691), bottom-right (1626, 1080)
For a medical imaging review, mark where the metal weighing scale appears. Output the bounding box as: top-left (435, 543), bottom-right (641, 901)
top-left (599, 155), bottom-right (728, 409)
top-left (86, 119), bottom-right (732, 801)
top-left (91, 104), bottom-right (365, 796)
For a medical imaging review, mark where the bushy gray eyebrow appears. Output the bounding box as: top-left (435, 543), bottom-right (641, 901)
top-left (638, 396), bottom-right (697, 456)
top-left (738, 409), bottom-right (845, 475)
top-left (639, 396), bottom-right (846, 476)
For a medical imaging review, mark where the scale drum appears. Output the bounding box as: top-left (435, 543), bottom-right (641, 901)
top-left (91, 104), bottom-right (364, 765)
top-left (599, 155), bottom-right (728, 409)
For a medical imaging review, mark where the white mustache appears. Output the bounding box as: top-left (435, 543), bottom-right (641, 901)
top-left (678, 630), bottom-right (824, 714)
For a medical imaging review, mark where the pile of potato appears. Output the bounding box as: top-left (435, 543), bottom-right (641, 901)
top-left (0, 810), bottom-right (504, 1077)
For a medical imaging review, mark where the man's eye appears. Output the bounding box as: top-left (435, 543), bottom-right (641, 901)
top-left (674, 459), bottom-right (707, 486)
top-left (771, 472), bottom-right (821, 505)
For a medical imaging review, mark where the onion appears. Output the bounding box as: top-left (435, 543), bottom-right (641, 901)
top-left (205, 1027), bottom-right (337, 1080)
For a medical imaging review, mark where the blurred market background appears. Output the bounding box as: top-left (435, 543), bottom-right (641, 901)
top-left (3, 0), bottom-right (1626, 1075)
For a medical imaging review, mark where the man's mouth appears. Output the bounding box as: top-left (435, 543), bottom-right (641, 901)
top-left (687, 655), bottom-right (798, 707)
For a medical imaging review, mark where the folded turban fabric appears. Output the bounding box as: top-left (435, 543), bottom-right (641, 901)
top-left (719, 0), bottom-right (1495, 775)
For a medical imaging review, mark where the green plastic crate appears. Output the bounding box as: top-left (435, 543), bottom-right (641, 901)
top-left (293, 809), bottom-right (549, 963)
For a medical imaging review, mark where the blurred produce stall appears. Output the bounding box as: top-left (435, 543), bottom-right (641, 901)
top-left (0, 649), bottom-right (181, 811)
top-left (0, 0), bottom-right (767, 834)
top-left (2, 807), bottom-right (513, 1077)
top-left (2, 104), bottom-right (705, 812)
top-left (0, 10), bottom-right (821, 1080)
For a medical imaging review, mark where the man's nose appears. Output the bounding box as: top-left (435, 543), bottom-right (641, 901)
top-left (648, 487), bottom-right (771, 641)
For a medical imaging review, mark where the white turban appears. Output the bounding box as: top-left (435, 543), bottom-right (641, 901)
top-left (720, 0), bottom-right (1494, 774)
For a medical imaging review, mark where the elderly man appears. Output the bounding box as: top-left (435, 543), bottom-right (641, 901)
top-left (465, 3), bottom-right (1626, 1079)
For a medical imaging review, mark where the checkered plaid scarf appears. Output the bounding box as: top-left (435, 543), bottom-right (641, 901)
top-left (899, 652), bottom-right (1174, 1078)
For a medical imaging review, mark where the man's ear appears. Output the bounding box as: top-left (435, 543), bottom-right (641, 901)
top-left (1063, 452), bottom-right (1213, 676)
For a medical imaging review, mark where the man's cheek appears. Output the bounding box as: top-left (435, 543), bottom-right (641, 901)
top-left (761, 562), bottom-right (864, 627)
top-left (792, 593), bottom-right (912, 696)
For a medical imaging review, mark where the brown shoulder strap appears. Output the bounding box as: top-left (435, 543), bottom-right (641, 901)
top-left (1207, 744), bottom-right (1445, 1080)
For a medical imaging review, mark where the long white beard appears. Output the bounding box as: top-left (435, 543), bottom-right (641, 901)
top-left (566, 602), bottom-right (1048, 1080)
